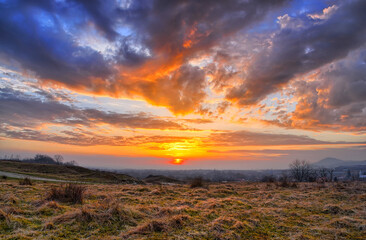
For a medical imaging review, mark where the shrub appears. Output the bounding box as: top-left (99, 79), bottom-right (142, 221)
top-left (277, 174), bottom-right (297, 188)
top-left (289, 159), bottom-right (313, 182)
top-left (1, 175), bottom-right (7, 180)
top-left (19, 177), bottom-right (32, 185)
top-left (190, 177), bottom-right (205, 188)
top-left (47, 183), bottom-right (86, 204)
top-left (261, 175), bottom-right (276, 183)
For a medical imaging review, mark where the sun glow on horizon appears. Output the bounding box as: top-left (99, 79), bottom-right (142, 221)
top-left (171, 158), bottom-right (184, 165)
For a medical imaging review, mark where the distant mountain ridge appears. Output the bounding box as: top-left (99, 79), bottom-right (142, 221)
top-left (313, 158), bottom-right (366, 168)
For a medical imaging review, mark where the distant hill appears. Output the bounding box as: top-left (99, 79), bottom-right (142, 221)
top-left (0, 160), bottom-right (142, 184)
top-left (313, 158), bottom-right (366, 168)
top-left (144, 175), bottom-right (184, 184)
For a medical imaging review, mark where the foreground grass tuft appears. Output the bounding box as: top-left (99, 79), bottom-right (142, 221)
top-left (19, 177), bottom-right (32, 185)
top-left (47, 183), bottom-right (86, 204)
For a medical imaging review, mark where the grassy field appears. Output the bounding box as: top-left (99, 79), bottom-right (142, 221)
top-left (1, 179), bottom-right (365, 239)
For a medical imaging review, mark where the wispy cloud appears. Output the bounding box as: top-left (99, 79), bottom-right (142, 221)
top-left (0, 88), bottom-right (186, 130)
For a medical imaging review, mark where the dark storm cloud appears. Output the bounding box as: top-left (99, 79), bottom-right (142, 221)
top-left (0, 0), bottom-right (114, 87)
top-left (73, 0), bottom-right (118, 40)
top-left (0, 0), bottom-right (288, 114)
top-left (117, 0), bottom-right (288, 56)
top-left (0, 88), bottom-right (185, 130)
top-left (226, 0), bottom-right (366, 105)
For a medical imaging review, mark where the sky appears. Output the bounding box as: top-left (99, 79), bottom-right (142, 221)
top-left (0, 0), bottom-right (366, 169)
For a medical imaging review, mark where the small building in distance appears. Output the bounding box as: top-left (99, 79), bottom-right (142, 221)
top-left (359, 170), bottom-right (366, 181)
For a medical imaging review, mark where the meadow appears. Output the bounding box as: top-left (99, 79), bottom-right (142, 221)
top-left (0, 179), bottom-right (365, 239)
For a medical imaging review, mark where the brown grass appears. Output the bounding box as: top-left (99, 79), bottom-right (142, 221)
top-left (47, 183), bottom-right (86, 204)
top-left (1, 181), bottom-right (365, 239)
top-left (122, 214), bottom-right (190, 238)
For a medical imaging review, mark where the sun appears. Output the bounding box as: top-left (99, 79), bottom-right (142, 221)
top-left (171, 158), bottom-right (184, 165)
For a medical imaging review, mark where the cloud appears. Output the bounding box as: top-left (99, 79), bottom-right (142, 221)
top-left (0, 88), bottom-right (186, 130)
top-left (73, 0), bottom-right (118, 40)
top-left (0, 1), bottom-right (114, 88)
top-left (307, 5), bottom-right (338, 20)
top-left (209, 130), bottom-right (358, 146)
top-left (125, 64), bottom-right (207, 114)
top-left (2, 84), bottom-right (362, 147)
top-left (226, 0), bottom-right (366, 106)
top-left (0, 125), bottom-right (191, 147)
top-left (180, 119), bottom-right (213, 124)
top-left (0, 0), bottom-right (288, 114)
top-left (277, 14), bottom-right (304, 29)
top-left (263, 48), bottom-right (366, 132)
top-left (209, 130), bottom-right (337, 146)
top-left (117, 0), bottom-right (287, 56)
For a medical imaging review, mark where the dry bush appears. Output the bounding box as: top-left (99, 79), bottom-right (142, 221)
top-left (47, 183), bottom-right (86, 204)
top-left (19, 177), bottom-right (32, 185)
top-left (277, 174), bottom-right (297, 188)
top-left (190, 177), bottom-right (206, 188)
top-left (261, 175), bottom-right (276, 183)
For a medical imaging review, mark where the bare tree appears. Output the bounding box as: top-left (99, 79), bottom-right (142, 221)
top-left (318, 168), bottom-right (327, 178)
top-left (64, 160), bottom-right (78, 166)
top-left (327, 168), bottom-right (334, 182)
top-left (54, 155), bottom-right (64, 165)
top-left (289, 159), bottom-right (313, 182)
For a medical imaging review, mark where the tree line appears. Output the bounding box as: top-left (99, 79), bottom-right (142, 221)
top-left (289, 159), bottom-right (335, 182)
top-left (2, 154), bottom-right (77, 166)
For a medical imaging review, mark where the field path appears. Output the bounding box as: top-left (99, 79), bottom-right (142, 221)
top-left (0, 170), bottom-right (76, 182)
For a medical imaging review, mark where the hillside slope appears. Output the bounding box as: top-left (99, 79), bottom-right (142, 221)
top-left (144, 174), bottom-right (184, 184)
top-left (0, 160), bottom-right (141, 184)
